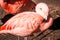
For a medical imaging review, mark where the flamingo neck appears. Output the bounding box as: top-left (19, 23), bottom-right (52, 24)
top-left (36, 10), bottom-right (47, 20)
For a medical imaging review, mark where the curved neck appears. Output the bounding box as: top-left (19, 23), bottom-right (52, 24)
top-left (36, 9), bottom-right (47, 20)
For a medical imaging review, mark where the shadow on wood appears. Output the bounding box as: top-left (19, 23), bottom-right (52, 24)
top-left (49, 17), bottom-right (60, 30)
top-left (1, 14), bottom-right (14, 24)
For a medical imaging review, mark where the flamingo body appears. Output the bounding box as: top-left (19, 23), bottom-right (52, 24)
top-left (0, 12), bottom-right (43, 36)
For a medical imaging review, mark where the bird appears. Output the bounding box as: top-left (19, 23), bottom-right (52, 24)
top-left (0, 0), bottom-right (36, 15)
top-left (0, 3), bottom-right (53, 36)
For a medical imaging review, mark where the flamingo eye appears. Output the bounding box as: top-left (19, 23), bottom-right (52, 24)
top-left (40, 8), bottom-right (42, 10)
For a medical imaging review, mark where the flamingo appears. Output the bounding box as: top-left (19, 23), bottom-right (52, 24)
top-left (0, 0), bottom-right (36, 15)
top-left (0, 3), bottom-right (53, 36)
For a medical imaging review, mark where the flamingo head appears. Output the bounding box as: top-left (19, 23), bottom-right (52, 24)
top-left (35, 3), bottom-right (49, 20)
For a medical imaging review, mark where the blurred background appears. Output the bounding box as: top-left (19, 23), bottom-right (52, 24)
top-left (0, 0), bottom-right (60, 40)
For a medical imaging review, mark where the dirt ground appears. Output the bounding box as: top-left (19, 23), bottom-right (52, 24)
top-left (0, 0), bottom-right (60, 40)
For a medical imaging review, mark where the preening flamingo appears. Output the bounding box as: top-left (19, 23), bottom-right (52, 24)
top-left (0, 0), bottom-right (36, 15)
top-left (0, 3), bottom-right (53, 36)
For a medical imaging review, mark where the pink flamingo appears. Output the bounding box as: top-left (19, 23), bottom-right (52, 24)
top-left (0, 0), bottom-right (36, 15)
top-left (0, 3), bottom-right (53, 36)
